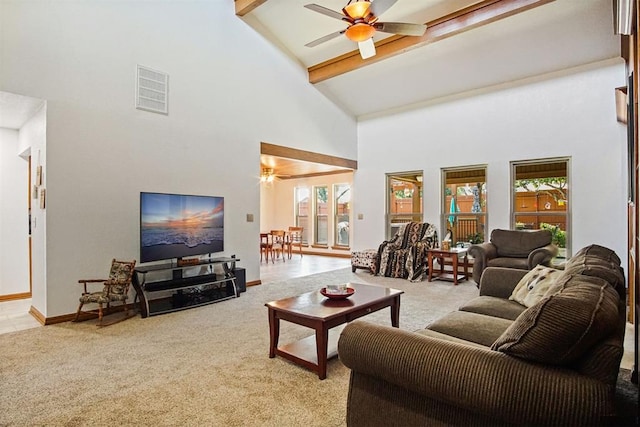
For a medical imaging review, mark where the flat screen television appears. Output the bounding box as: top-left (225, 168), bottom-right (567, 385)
top-left (140, 192), bottom-right (224, 263)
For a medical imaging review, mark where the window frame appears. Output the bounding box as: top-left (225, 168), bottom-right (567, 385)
top-left (510, 157), bottom-right (571, 260)
top-left (313, 185), bottom-right (329, 246)
top-left (294, 186), bottom-right (310, 245)
top-left (440, 165), bottom-right (488, 245)
top-left (333, 183), bottom-right (351, 248)
top-left (385, 171), bottom-right (423, 239)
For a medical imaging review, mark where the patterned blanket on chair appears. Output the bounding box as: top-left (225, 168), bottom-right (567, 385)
top-left (373, 222), bottom-right (438, 282)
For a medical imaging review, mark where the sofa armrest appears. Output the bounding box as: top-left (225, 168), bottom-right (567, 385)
top-left (467, 242), bottom-right (497, 283)
top-left (478, 267), bottom-right (528, 298)
top-left (338, 321), bottom-right (613, 426)
top-left (528, 243), bottom-right (559, 268)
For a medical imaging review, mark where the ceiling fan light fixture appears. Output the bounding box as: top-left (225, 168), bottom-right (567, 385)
top-left (343, 0), bottom-right (371, 19)
top-left (261, 168), bottom-right (275, 183)
top-left (345, 22), bottom-right (375, 42)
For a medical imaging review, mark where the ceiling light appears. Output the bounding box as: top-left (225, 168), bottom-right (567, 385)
top-left (343, 0), bottom-right (371, 20)
top-left (261, 168), bottom-right (275, 183)
top-left (346, 23), bottom-right (375, 42)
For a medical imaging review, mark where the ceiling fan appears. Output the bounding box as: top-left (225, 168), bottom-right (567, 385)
top-left (304, 0), bottom-right (427, 59)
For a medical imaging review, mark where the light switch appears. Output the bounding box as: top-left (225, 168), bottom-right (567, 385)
top-left (357, 213), bottom-right (364, 220)
top-left (246, 213), bottom-right (254, 222)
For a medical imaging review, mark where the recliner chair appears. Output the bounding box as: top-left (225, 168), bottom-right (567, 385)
top-left (467, 228), bottom-right (558, 284)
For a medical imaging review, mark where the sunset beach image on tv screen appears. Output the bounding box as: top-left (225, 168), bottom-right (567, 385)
top-left (140, 192), bottom-right (224, 263)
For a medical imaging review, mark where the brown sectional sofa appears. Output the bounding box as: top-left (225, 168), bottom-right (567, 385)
top-left (338, 244), bottom-right (627, 426)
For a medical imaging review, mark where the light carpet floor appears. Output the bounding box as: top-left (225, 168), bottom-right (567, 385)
top-left (0, 268), bottom-right (480, 426)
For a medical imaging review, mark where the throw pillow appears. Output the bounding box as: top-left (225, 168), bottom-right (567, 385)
top-left (492, 276), bottom-right (619, 365)
top-left (509, 265), bottom-right (560, 308)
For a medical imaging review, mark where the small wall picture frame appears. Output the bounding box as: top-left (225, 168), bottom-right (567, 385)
top-left (36, 166), bottom-right (43, 186)
top-left (39, 188), bottom-right (46, 209)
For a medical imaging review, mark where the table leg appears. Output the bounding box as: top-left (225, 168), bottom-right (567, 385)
top-left (462, 254), bottom-right (469, 280)
top-left (452, 254), bottom-right (459, 285)
top-left (390, 295), bottom-right (401, 327)
top-left (268, 308), bottom-right (279, 358)
top-left (427, 251), bottom-right (434, 282)
top-left (315, 326), bottom-right (329, 380)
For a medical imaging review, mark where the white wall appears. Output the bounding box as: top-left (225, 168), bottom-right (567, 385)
top-left (355, 61), bottom-right (628, 269)
top-left (0, 1), bottom-right (357, 317)
top-left (19, 104), bottom-right (47, 312)
top-left (0, 128), bottom-right (29, 296)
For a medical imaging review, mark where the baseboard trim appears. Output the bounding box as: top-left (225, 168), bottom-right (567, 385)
top-left (28, 305), bottom-right (46, 325)
top-left (36, 303), bottom-right (139, 326)
top-left (302, 251), bottom-right (350, 258)
top-left (0, 292), bottom-right (32, 302)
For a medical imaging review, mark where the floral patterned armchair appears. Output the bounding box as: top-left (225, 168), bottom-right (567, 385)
top-left (74, 258), bottom-right (136, 326)
top-left (372, 222), bottom-right (439, 282)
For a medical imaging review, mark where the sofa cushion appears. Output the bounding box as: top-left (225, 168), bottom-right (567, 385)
top-left (562, 245), bottom-right (625, 298)
top-left (487, 257), bottom-right (529, 270)
top-left (414, 328), bottom-right (487, 349)
top-left (491, 275), bottom-right (619, 365)
top-left (509, 265), bottom-right (561, 307)
top-left (572, 244), bottom-right (621, 265)
top-left (491, 229), bottom-right (552, 258)
top-left (426, 311), bottom-right (513, 347)
top-left (459, 296), bottom-right (527, 321)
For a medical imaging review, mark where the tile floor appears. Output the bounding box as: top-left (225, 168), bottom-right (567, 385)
top-left (0, 254), bottom-right (636, 373)
top-left (0, 298), bottom-right (42, 335)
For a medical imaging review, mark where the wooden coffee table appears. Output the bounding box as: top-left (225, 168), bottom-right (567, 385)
top-left (265, 283), bottom-right (403, 379)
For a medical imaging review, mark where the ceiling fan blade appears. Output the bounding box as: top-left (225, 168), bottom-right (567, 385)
top-left (305, 29), bottom-right (346, 47)
top-left (373, 22), bottom-right (427, 36)
top-left (358, 38), bottom-right (376, 59)
top-left (369, 0), bottom-right (398, 17)
top-left (304, 4), bottom-right (349, 21)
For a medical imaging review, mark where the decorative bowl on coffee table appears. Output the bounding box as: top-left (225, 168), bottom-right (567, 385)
top-left (320, 287), bottom-right (355, 300)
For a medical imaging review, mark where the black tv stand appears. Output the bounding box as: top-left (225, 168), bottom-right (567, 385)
top-left (131, 257), bottom-right (240, 318)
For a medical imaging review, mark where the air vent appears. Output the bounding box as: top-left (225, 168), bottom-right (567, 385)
top-left (136, 65), bottom-right (168, 115)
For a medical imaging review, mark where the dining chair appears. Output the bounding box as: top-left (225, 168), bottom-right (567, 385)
top-left (260, 233), bottom-right (272, 262)
top-left (270, 230), bottom-right (287, 262)
top-left (287, 226), bottom-right (304, 259)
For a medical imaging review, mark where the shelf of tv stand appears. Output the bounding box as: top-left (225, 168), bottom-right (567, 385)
top-left (132, 257), bottom-right (240, 318)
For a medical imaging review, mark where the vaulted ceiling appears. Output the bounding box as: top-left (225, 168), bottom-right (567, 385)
top-left (237, 0), bottom-right (621, 118)
top-left (240, 0), bottom-right (621, 178)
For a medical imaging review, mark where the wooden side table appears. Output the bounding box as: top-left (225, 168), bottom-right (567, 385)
top-left (427, 248), bottom-right (469, 285)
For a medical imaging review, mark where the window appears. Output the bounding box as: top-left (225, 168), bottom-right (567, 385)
top-left (334, 184), bottom-right (350, 247)
top-left (294, 187), bottom-right (310, 245)
top-left (441, 166), bottom-right (487, 244)
top-left (314, 186), bottom-right (329, 245)
top-left (386, 172), bottom-right (423, 239)
top-left (511, 158), bottom-right (570, 260)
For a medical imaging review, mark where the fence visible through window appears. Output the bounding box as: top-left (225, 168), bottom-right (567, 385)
top-left (512, 158), bottom-right (570, 260)
top-left (441, 167), bottom-right (487, 245)
top-left (386, 172), bottom-right (423, 239)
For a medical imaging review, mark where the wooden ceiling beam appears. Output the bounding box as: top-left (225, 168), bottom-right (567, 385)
top-left (308, 0), bottom-right (555, 84)
top-left (235, 0), bottom-right (268, 16)
top-left (261, 142), bottom-right (357, 170)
